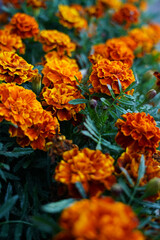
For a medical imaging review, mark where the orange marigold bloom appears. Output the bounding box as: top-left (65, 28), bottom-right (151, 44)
top-left (6, 13), bottom-right (39, 39)
top-left (42, 58), bottom-right (82, 88)
top-left (0, 83), bottom-right (59, 150)
top-left (2, 0), bottom-right (24, 8)
top-left (0, 29), bottom-right (25, 54)
top-left (85, 4), bottom-right (104, 18)
top-left (142, 24), bottom-right (160, 45)
top-left (97, 0), bottom-right (121, 10)
top-left (53, 197), bottom-right (145, 240)
top-left (89, 58), bottom-right (135, 96)
top-left (0, 51), bottom-right (38, 85)
top-left (39, 30), bottom-right (76, 56)
top-left (55, 148), bottom-right (115, 197)
top-left (115, 112), bottom-right (160, 154)
top-left (119, 35), bottom-right (137, 51)
top-left (27, 0), bottom-right (46, 9)
top-left (42, 84), bottom-right (86, 121)
top-left (112, 3), bottom-right (140, 29)
top-left (57, 5), bottom-right (87, 30)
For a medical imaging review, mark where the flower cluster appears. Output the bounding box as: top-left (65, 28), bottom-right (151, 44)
top-left (57, 5), bottom-right (87, 30)
top-left (0, 83), bottom-right (59, 150)
top-left (54, 197), bottom-right (145, 240)
top-left (39, 30), bottom-right (76, 56)
top-left (115, 112), bottom-right (160, 154)
top-left (0, 51), bottom-right (38, 84)
top-left (6, 13), bottom-right (39, 39)
top-left (54, 148), bottom-right (115, 196)
top-left (89, 58), bottom-right (135, 96)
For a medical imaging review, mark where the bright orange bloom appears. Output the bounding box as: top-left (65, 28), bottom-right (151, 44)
top-left (89, 58), bottom-right (135, 96)
top-left (112, 3), bottom-right (140, 29)
top-left (85, 4), bottom-right (104, 18)
top-left (0, 83), bottom-right (59, 150)
top-left (6, 13), bottom-right (39, 39)
top-left (0, 29), bottom-right (25, 54)
top-left (27, 0), bottom-right (46, 9)
top-left (42, 84), bottom-right (86, 121)
top-left (39, 30), bottom-right (76, 56)
top-left (90, 38), bottom-right (134, 67)
top-left (127, 0), bottom-right (148, 11)
top-left (97, 0), bottom-right (121, 10)
top-left (55, 148), bottom-right (115, 197)
top-left (119, 35), bottom-right (137, 51)
top-left (53, 197), bottom-right (145, 240)
top-left (57, 5), bottom-right (87, 30)
top-left (2, 0), bottom-right (24, 8)
top-left (142, 23), bottom-right (160, 45)
top-left (115, 112), bottom-right (160, 154)
top-left (42, 58), bottom-right (82, 88)
top-left (0, 51), bottom-right (38, 85)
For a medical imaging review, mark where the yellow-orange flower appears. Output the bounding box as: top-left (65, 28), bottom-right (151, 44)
top-left (42, 58), bottom-right (82, 88)
top-left (142, 24), bottom-right (160, 45)
top-left (42, 84), bottom-right (86, 121)
top-left (2, 0), bottom-right (24, 8)
top-left (119, 35), bottom-right (137, 51)
top-left (0, 29), bottom-right (25, 54)
top-left (97, 0), bottom-right (121, 10)
top-left (89, 58), bottom-right (135, 96)
top-left (127, 0), bottom-right (148, 11)
top-left (112, 3), bottom-right (140, 29)
top-left (85, 4), bottom-right (104, 18)
top-left (6, 13), bottom-right (39, 39)
top-left (55, 148), bottom-right (115, 196)
top-left (0, 83), bottom-right (59, 150)
top-left (115, 112), bottom-right (160, 154)
top-left (27, 0), bottom-right (46, 9)
top-left (53, 197), bottom-right (145, 240)
top-left (57, 5), bottom-right (87, 30)
top-left (39, 30), bottom-right (76, 56)
top-left (0, 51), bottom-right (38, 85)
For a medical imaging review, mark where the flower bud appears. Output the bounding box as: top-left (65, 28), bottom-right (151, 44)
top-left (32, 73), bottom-right (42, 94)
top-left (142, 177), bottom-right (160, 199)
top-left (142, 70), bottom-right (154, 82)
top-left (89, 99), bottom-right (97, 109)
top-left (146, 89), bottom-right (157, 100)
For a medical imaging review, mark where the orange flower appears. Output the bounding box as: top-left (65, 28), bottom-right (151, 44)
top-left (0, 83), bottom-right (59, 150)
top-left (127, 0), bottom-right (148, 11)
top-left (0, 51), bottom-right (38, 85)
top-left (39, 30), bottom-right (76, 56)
top-left (53, 197), bottom-right (145, 240)
top-left (85, 4), bottom-right (104, 18)
top-left (27, 0), bottom-right (46, 9)
top-left (142, 24), bottom-right (160, 45)
top-left (6, 13), bottom-right (39, 39)
top-left (42, 58), bottom-right (82, 88)
top-left (2, 0), bottom-right (24, 8)
top-left (57, 5), bottom-right (87, 30)
top-left (0, 29), bottom-right (25, 54)
top-left (115, 112), bottom-right (160, 154)
top-left (119, 35), bottom-right (137, 51)
top-left (42, 84), bottom-right (86, 121)
top-left (55, 148), bottom-right (115, 196)
top-left (112, 3), bottom-right (140, 29)
top-left (90, 39), bottom-right (134, 67)
top-left (97, 0), bottom-right (121, 10)
top-left (89, 58), bottom-right (135, 96)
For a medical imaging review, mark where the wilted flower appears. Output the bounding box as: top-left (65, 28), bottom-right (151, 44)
top-left (57, 5), bottom-right (87, 30)
top-left (89, 58), bottom-right (135, 96)
top-left (112, 3), bottom-right (140, 29)
top-left (0, 51), bottom-right (38, 84)
top-left (115, 112), bottom-right (160, 154)
top-left (42, 84), bottom-right (86, 121)
top-left (6, 13), bottom-right (39, 39)
top-left (0, 29), bottom-right (25, 54)
top-left (53, 197), bottom-right (145, 240)
top-left (39, 30), bottom-right (76, 56)
top-left (55, 148), bottom-right (115, 197)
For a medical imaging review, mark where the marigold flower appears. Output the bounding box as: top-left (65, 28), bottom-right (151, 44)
top-left (89, 58), bottom-right (135, 96)
top-left (53, 197), bottom-right (145, 240)
top-left (119, 35), bottom-right (137, 51)
top-left (6, 13), bottom-right (39, 39)
top-left (39, 30), bottom-right (76, 56)
top-left (2, 0), bottom-right (24, 8)
top-left (97, 0), bottom-right (121, 10)
top-left (85, 4), bottom-right (104, 18)
top-left (117, 148), bottom-right (160, 200)
top-left (142, 24), bottom-right (160, 45)
top-left (42, 58), bottom-right (82, 88)
top-left (42, 84), bottom-right (86, 121)
top-left (112, 3), bottom-right (140, 29)
top-left (115, 112), bottom-right (160, 154)
top-left (127, 0), bottom-right (148, 11)
top-left (0, 29), bottom-right (25, 54)
top-left (55, 148), bottom-right (115, 196)
top-left (57, 5), bottom-right (87, 30)
top-left (0, 51), bottom-right (38, 85)
top-left (27, 0), bottom-right (46, 9)
top-left (0, 83), bottom-right (60, 150)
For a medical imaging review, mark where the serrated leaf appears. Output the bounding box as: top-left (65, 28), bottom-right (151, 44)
top-left (0, 195), bottom-right (18, 219)
top-left (120, 167), bottom-right (134, 187)
top-left (137, 155), bottom-right (146, 185)
top-left (107, 84), bottom-right (116, 99)
top-left (42, 198), bottom-right (75, 214)
top-left (100, 98), bottom-right (111, 106)
top-left (69, 99), bottom-right (88, 105)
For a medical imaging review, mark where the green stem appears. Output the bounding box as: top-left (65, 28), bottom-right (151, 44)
top-left (0, 220), bottom-right (33, 226)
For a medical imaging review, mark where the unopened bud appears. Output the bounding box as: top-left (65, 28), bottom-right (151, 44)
top-left (143, 70), bottom-right (154, 82)
top-left (146, 89), bottom-right (157, 100)
top-left (142, 177), bottom-right (160, 199)
top-left (89, 99), bottom-right (97, 109)
top-left (111, 183), bottom-right (123, 197)
top-left (32, 73), bottom-right (42, 94)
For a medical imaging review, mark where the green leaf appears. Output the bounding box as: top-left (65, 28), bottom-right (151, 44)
top-left (124, 82), bottom-right (137, 92)
top-left (42, 198), bottom-right (75, 214)
top-left (107, 84), bottom-right (116, 99)
top-left (14, 223), bottom-right (23, 240)
top-left (32, 215), bottom-right (59, 233)
top-left (75, 182), bottom-right (87, 198)
top-left (69, 99), bottom-right (88, 105)
top-left (0, 195), bottom-right (18, 219)
top-left (117, 79), bottom-right (122, 93)
top-left (0, 147), bottom-right (33, 158)
top-left (120, 167), bottom-right (134, 187)
top-left (137, 155), bottom-right (146, 185)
